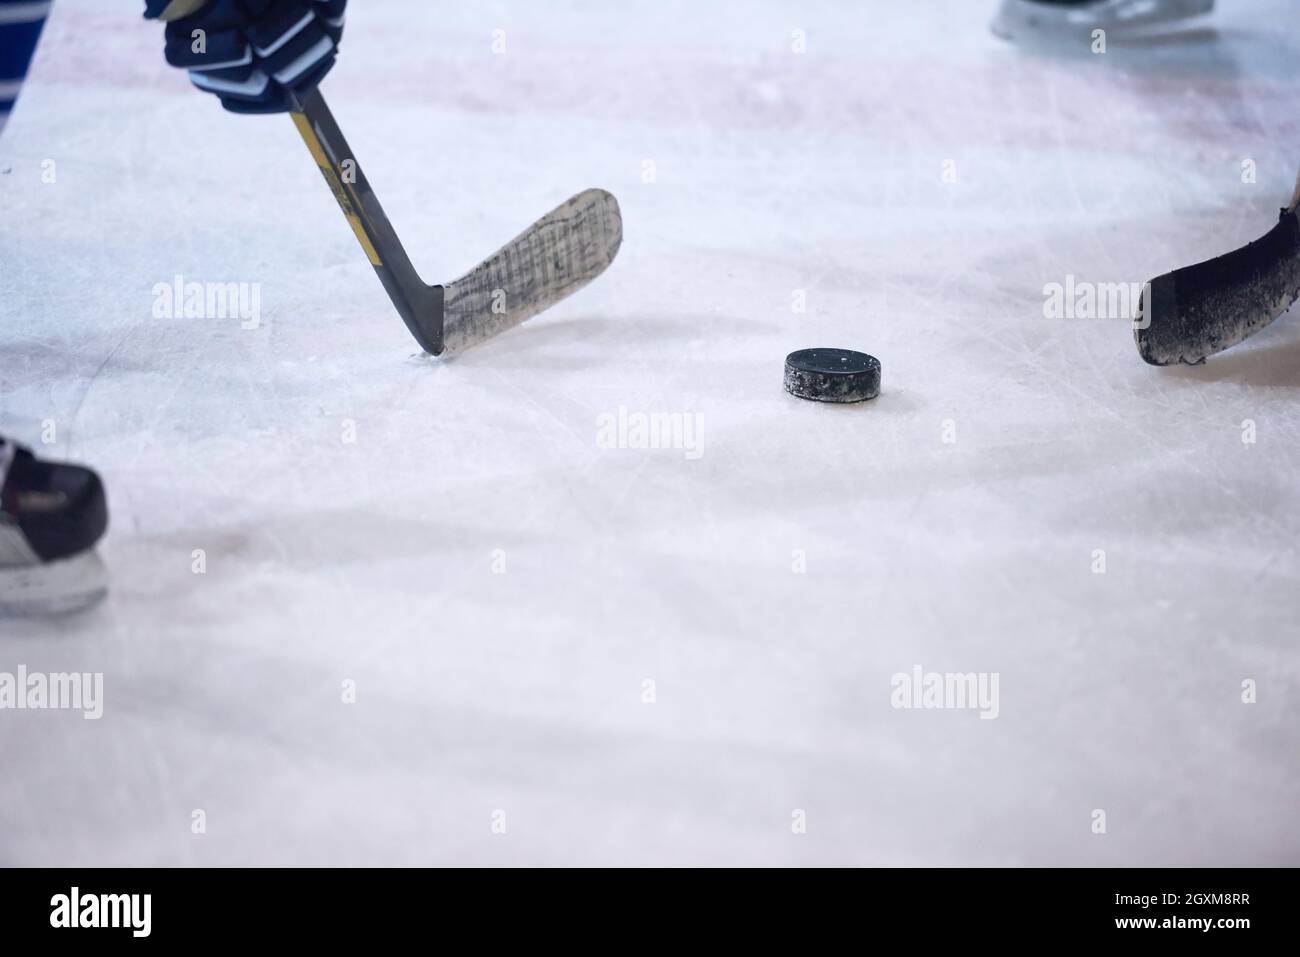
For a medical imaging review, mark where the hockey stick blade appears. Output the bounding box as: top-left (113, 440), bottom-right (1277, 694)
top-left (1135, 175), bottom-right (1300, 366)
top-left (441, 189), bottom-right (623, 355)
top-left (291, 90), bottom-right (621, 356)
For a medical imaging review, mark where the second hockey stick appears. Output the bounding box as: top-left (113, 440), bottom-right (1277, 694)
top-left (1136, 171), bottom-right (1300, 366)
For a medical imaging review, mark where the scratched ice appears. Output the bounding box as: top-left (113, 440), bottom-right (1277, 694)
top-left (1, 0), bottom-right (1297, 865)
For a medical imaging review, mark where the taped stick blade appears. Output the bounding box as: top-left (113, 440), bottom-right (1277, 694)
top-left (440, 189), bottom-right (623, 356)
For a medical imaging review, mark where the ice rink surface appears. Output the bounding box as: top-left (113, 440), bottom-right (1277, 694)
top-left (2, 0), bottom-right (1298, 866)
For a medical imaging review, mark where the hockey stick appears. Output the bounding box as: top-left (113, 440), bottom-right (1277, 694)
top-left (1135, 171), bottom-right (1300, 365)
top-left (158, 3), bottom-right (622, 356)
top-left (289, 89), bottom-right (622, 355)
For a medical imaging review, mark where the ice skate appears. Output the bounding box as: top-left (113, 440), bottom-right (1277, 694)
top-left (0, 436), bottom-right (109, 617)
top-left (992, 0), bottom-right (1215, 41)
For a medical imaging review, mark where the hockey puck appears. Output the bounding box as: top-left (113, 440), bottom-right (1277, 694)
top-left (784, 349), bottom-right (881, 403)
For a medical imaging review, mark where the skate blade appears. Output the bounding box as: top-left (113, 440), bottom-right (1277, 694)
top-left (992, 0), bottom-right (1214, 41)
top-left (0, 550), bottom-right (108, 618)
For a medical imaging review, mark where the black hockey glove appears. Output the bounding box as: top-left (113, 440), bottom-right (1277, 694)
top-left (144, 0), bottom-right (346, 114)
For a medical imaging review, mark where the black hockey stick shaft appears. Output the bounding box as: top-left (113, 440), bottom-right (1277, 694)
top-left (289, 89), bottom-right (445, 354)
top-left (159, 3), bottom-right (445, 354)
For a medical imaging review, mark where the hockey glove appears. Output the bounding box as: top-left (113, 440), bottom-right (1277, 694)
top-left (144, 0), bottom-right (347, 114)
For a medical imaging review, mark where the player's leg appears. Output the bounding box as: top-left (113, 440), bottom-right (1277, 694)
top-left (0, 0), bottom-right (52, 134)
top-left (1, 2), bottom-right (111, 616)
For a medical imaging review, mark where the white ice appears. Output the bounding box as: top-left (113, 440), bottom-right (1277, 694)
top-left (1, 0), bottom-right (1298, 866)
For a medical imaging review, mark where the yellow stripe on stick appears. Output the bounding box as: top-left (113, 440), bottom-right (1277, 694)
top-left (291, 111), bottom-right (384, 267)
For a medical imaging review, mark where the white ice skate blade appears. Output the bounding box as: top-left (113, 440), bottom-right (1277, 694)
top-left (992, 0), bottom-right (1215, 41)
top-left (0, 549), bottom-right (108, 618)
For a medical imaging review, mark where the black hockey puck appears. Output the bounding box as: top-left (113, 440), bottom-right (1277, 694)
top-left (784, 349), bottom-right (881, 403)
